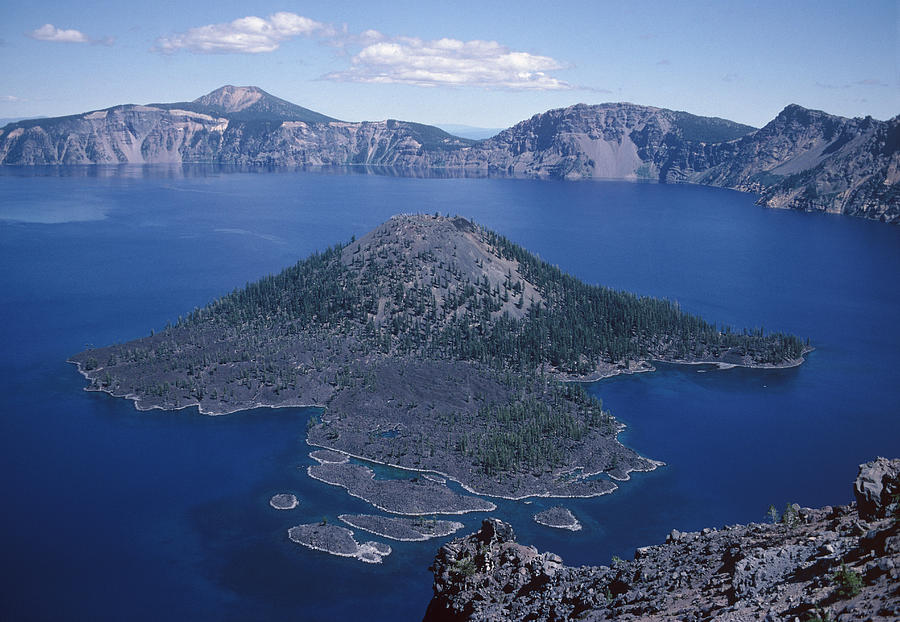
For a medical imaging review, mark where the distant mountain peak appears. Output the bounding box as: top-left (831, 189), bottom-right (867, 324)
top-left (194, 85), bottom-right (267, 113)
top-left (772, 103), bottom-right (837, 124)
top-left (190, 85), bottom-right (338, 124)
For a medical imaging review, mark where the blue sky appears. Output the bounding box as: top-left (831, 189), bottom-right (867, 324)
top-left (2, 0), bottom-right (897, 128)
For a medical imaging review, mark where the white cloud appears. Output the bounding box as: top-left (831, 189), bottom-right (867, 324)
top-left (28, 24), bottom-right (90, 43)
top-left (1, 95), bottom-right (24, 102)
top-left (156, 12), bottom-right (324, 54)
top-left (152, 13), bottom-right (578, 90)
top-left (324, 37), bottom-right (573, 90)
top-left (323, 27), bottom-right (386, 52)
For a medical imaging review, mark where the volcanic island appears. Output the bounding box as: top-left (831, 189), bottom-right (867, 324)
top-left (71, 214), bottom-right (808, 511)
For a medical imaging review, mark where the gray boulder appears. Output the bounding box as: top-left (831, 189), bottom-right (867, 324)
top-left (854, 457), bottom-right (900, 520)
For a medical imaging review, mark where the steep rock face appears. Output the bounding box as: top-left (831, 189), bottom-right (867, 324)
top-left (686, 105), bottom-right (867, 187)
top-left (444, 102), bottom-right (898, 222)
top-left (211, 118), bottom-right (472, 167)
top-left (0, 106), bottom-right (230, 165)
top-left (0, 87), bottom-right (470, 167)
top-left (442, 103), bottom-right (754, 180)
top-left (1, 86), bottom-right (897, 222)
top-left (756, 115), bottom-right (900, 222)
top-left (684, 105), bottom-right (900, 222)
top-left (424, 459), bottom-right (900, 622)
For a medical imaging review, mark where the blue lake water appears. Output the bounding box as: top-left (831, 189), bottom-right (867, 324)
top-left (1, 166), bottom-right (898, 620)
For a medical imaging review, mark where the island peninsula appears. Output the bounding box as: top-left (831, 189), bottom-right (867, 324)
top-left (71, 214), bottom-right (808, 499)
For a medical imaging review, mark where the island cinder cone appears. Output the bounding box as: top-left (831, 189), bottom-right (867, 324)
top-left (70, 214), bottom-right (806, 498)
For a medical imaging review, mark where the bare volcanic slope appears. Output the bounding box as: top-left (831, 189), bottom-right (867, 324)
top-left (441, 103), bottom-right (755, 180)
top-left (687, 104), bottom-right (900, 223)
top-left (70, 214), bottom-right (807, 498)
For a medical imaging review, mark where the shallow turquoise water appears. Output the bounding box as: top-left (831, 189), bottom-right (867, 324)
top-left (1, 166), bottom-right (897, 620)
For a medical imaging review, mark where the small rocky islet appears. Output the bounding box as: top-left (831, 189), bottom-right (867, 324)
top-left (306, 460), bottom-right (496, 515)
top-left (533, 506), bottom-right (581, 531)
top-left (287, 522), bottom-right (392, 564)
top-left (268, 493), bottom-right (299, 510)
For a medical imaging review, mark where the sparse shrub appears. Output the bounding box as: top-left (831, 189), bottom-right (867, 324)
top-left (452, 555), bottom-right (477, 577)
top-left (767, 504), bottom-right (779, 524)
top-left (831, 563), bottom-right (862, 599)
top-left (306, 414), bottom-right (320, 431)
top-left (803, 607), bottom-right (834, 622)
top-left (781, 503), bottom-right (800, 528)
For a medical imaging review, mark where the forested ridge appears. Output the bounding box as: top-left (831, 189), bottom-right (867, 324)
top-left (181, 214), bottom-right (805, 373)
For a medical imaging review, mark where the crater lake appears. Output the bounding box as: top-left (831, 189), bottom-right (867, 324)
top-left (1, 166), bottom-right (897, 621)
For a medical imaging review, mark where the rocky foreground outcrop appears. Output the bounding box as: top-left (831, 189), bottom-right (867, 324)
top-left (424, 458), bottom-right (900, 621)
top-left (2, 86), bottom-right (897, 223)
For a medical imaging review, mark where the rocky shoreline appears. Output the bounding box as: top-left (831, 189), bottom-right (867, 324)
top-left (268, 493), bottom-right (298, 510)
top-left (557, 349), bottom-right (811, 385)
top-left (73, 346), bottom-right (808, 508)
top-left (288, 522), bottom-right (392, 564)
top-left (424, 458), bottom-right (900, 621)
top-left (306, 460), bottom-right (496, 516)
top-left (338, 514), bottom-right (465, 542)
top-left (309, 449), bottom-right (349, 464)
